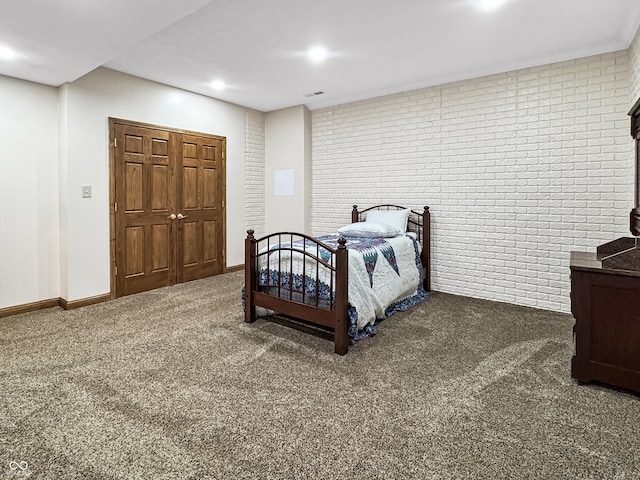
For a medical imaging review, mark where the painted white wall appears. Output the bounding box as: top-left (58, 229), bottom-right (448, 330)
top-left (58, 85), bottom-right (70, 300)
top-left (60, 67), bottom-right (249, 301)
top-left (264, 105), bottom-right (311, 233)
top-left (1, 67), bottom-right (264, 309)
top-left (311, 51), bottom-right (633, 314)
top-left (0, 75), bottom-right (60, 309)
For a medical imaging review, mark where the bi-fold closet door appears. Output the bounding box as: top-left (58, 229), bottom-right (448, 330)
top-left (111, 119), bottom-right (226, 297)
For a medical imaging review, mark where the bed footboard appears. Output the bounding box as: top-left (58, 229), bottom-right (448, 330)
top-left (244, 230), bottom-right (350, 355)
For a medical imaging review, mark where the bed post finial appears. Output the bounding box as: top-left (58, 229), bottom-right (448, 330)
top-left (337, 237), bottom-right (347, 249)
top-left (424, 206), bottom-right (429, 212)
top-left (351, 205), bottom-right (359, 224)
top-left (246, 229), bottom-right (255, 239)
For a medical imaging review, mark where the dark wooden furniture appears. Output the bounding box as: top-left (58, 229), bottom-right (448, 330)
top-left (244, 205), bottom-right (431, 355)
top-left (628, 98), bottom-right (640, 235)
top-left (570, 239), bottom-right (640, 393)
top-left (570, 98), bottom-right (640, 393)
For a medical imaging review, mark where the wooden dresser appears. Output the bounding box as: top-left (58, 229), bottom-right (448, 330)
top-left (570, 238), bottom-right (640, 393)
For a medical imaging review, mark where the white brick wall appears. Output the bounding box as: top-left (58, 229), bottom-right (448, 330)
top-left (630, 26), bottom-right (640, 103)
top-left (244, 110), bottom-right (266, 238)
top-left (311, 51), bottom-right (632, 313)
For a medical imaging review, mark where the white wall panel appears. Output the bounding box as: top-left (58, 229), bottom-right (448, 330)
top-left (60, 67), bottom-right (251, 301)
top-left (0, 75), bottom-right (59, 308)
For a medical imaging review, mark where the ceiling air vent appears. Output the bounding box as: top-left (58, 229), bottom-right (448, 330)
top-left (304, 91), bottom-right (325, 98)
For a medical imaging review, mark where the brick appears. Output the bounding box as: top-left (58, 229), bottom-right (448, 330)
top-left (309, 49), bottom-right (634, 314)
top-left (244, 110), bottom-right (266, 237)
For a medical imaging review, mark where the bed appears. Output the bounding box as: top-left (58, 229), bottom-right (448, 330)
top-left (243, 205), bottom-right (431, 354)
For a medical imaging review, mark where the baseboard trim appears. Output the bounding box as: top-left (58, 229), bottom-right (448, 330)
top-left (225, 264), bottom-right (244, 273)
top-left (59, 293), bottom-right (111, 310)
top-left (0, 298), bottom-right (60, 319)
top-left (1, 293), bottom-right (113, 319)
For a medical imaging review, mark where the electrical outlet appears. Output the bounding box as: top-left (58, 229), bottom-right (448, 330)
top-left (82, 185), bottom-right (92, 198)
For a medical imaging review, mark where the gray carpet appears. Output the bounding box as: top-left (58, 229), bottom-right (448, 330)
top-left (1, 271), bottom-right (638, 479)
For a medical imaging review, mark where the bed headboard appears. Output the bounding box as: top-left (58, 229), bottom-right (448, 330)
top-left (351, 204), bottom-right (429, 244)
top-left (351, 204), bottom-right (431, 291)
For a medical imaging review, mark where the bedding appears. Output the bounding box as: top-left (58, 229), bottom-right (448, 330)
top-left (256, 232), bottom-right (429, 339)
top-left (337, 221), bottom-right (401, 238)
top-left (365, 208), bottom-right (411, 232)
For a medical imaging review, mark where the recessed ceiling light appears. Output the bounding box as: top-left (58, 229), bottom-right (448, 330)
top-left (308, 46), bottom-right (328, 63)
top-left (210, 80), bottom-right (225, 90)
top-left (0, 46), bottom-right (18, 61)
top-left (477, 0), bottom-right (509, 10)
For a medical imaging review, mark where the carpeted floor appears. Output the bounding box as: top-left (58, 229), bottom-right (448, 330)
top-left (1, 271), bottom-right (639, 479)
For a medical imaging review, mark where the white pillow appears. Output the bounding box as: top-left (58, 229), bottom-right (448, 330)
top-left (365, 209), bottom-right (411, 233)
top-left (337, 221), bottom-right (401, 238)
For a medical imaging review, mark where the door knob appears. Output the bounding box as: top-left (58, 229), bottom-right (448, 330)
top-left (168, 214), bottom-right (177, 220)
top-left (177, 213), bottom-right (188, 220)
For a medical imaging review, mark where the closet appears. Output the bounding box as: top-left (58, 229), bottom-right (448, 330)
top-left (110, 118), bottom-right (226, 297)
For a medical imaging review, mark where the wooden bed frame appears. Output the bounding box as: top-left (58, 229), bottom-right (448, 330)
top-left (244, 205), bottom-right (431, 355)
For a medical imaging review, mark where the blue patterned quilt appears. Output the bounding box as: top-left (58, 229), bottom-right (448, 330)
top-left (256, 233), bottom-right (429, 341)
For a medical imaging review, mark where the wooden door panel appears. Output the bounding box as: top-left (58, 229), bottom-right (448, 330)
top-left (203, 144), bottom-right (216, 160)
top-left (115, 123), bottom-right (176, 296)
top-left (125, 227), bottom-right (144, 276)
top-left (182, 166), bottom-right (198, 209)
top-left (151, 165), bottom-right (169, 211)
top-left (125, 163), bottom-right (144, 211)
top-left (182, 221), bottom-right (198, 266)
top-left (125, 134), bottom-right (143, 153)
top-left (203, 168), bottom-right (217, 207)
top-left (152, 138), bottom-right (168, 156)
top-left (177, 134), bottom-right (224, 282)
top-left (151, 225), bottom-right (170, 272)
top-left (183, 142), bottom-right (197, 159)
top-left (203, 220), bottom-right (218, 262)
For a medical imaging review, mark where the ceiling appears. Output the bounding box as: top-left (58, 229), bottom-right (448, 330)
top-left (2, 0), bottom-right (640, 112)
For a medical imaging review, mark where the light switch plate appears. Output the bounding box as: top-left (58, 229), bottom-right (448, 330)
top-left (82, 185), bottom-right (92, 198)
